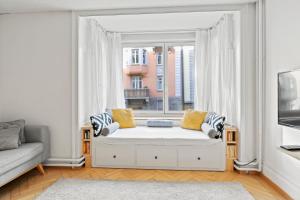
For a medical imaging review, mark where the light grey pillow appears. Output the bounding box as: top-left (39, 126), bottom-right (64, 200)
top-left (0, 127), bottom-right (20, 150)
top-left (0, 119), bottom-right (26, 143)
top-left (201, 123), bottom-right (219, 139)
top-left (101, 122), bottom-right (120, 136)
top-left (147, 120), bottom-right (173, 127)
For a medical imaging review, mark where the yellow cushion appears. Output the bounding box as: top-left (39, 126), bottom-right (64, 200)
top-left (181, 109), bottom-right (207, 130)
top-left (112, 109), bottom-right (136, 128)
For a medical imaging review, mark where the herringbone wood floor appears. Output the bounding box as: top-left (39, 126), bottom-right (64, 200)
top-left (0, 166), bottom-right (289, 200)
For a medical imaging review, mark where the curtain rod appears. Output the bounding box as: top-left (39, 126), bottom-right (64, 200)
top-left (86, 14), bottom-right (230, 34)
top-left (109, 14), bottom-right (228, 34)
top-left (209, 14), bottom-right (227, 30)
top-left (119, 28), bottom-right (205, 35)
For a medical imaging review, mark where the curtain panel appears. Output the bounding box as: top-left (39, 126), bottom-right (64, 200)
top-left (194, 14), bottom-right (239, 127)
top-left (78, 19), bottom-right (125, 125)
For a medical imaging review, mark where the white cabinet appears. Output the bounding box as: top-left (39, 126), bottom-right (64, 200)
top-left (94, 144), bottom-right (135, 167)
top-left (136, 145), bottom-right (177, 167)
top-left (178, 146), bottom-right (221, 169)
top-left (92, 139), bottom-right (226, 171)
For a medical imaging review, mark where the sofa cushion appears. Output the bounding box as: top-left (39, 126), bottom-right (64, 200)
top-left (0, 119), bottom-right (26, 144)
top-left (181, 109), bottom-right (207, 131)
top-left (147, 120), bottom-right (173, 127)
top-left (205, 112), bottom-right (225, 134)
top-left (112, 109), bottom-right (136, 128)
top-left (90, 112), bottom-right (113, 137)
top-left (0, 143), bottom-right (43, 176)
top-left (0, 127), bottom-right (20, 150)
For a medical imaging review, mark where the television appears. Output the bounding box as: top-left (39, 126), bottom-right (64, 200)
top-left (278, 69), bottom-right (300, 129)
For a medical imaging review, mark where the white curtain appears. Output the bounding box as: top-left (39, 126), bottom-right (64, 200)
top-left (106, 32), bottom-right (126, 109)
top-left (194, 14), bottom-right (238, 126)
top-left (78, 19), bottom-right (125, 125)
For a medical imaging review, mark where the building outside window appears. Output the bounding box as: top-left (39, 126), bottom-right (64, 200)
top-left (123, 45), bottom-right (195, 114)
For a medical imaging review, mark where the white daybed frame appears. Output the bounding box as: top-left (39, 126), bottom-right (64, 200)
top-left (91, 127), bottom-right (226, 171)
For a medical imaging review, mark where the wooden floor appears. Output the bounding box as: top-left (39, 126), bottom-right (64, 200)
top-left (0, 166), bottom-right (288, 200)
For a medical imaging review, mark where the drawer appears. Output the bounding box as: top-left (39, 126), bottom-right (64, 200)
top-left (178, 146), bottom-right (221, 169)
top-left (94, 144), bottom-right (135, 166)
top-left (136, 145), bottom-right (177, 167)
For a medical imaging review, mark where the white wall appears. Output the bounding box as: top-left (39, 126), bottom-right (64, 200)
top-left (264, 0), bottom-right (300, 198)
top-left (239, 3), bottom-right (257, 163)
top-left (0, 12), bottom-right (73, 159)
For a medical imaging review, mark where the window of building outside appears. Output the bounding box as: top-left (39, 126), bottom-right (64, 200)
top-left (131, 49), bottom-right (139, 64)
top-left (142, 49), bottom-right (147, 64)
top-left (123, 44), bottom-right (195, 115)
top-left (131, 76), bottom-right (142, 89)
top-left (156, 52), bottom-right (163, 65)
top-left (157, 76), bottom-right (163, 91)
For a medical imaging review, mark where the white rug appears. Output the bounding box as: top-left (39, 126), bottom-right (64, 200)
top-left (36, 179), bottom-right (254, 200)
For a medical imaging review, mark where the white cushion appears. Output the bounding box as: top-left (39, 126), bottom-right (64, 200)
top-left (108, 126), bottom-right (209, 140)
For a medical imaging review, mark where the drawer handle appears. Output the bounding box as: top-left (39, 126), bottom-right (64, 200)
top-left (113, 155), bottom-right (117, 159)
top-left (197, 157), bottom-right (201, 160)
top-left (155, 156), bottom-right (158, 160)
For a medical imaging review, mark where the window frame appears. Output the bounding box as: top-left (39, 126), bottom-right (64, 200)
top-left (156, 51), bottom-right (163, 65)
top-left (142, 49), bottom-right (147, 64)
top-left (122, 42), bottom-right (195, 117)
top-left (131, 48), bottom-right (139, 64)
top-left (156, 75), bottom-right (163, 91)
top-left (131, 75), bottom-right (143, 89)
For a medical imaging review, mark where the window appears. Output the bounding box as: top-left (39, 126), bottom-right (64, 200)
top-left (157, 76), bottom-right (163, 91)
top-left (167, 45), bottom-right (195, 111)
top-left (123, 44), bottom-right (194, 114)
top-left (131, 49), bottom-right (139, 64)
top-left (156, 52), bottom-right (163, 65)
top-left (129, 49), bottom-right (147, 65)
top-left (131, 76), bottom-right (142, 89)
top-left (142, 49), bottom-right (147, 64)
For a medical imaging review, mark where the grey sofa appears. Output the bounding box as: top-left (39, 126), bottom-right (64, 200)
top-left (0, 125), bottom-right (50, 187)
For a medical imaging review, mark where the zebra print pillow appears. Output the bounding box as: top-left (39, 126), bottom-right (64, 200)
top-left (205, 112), bottom-right (225, 138)
top-left (90, 112), bottom-right (113, 137)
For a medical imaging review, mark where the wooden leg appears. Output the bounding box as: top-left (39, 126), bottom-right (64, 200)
top-left (36, 164), bottom-right (45, 175)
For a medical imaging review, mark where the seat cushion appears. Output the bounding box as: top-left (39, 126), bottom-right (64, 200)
top-left (107, 127), bottom-right (210, 140)
top-left (0, 143), bottom-right (43, 176)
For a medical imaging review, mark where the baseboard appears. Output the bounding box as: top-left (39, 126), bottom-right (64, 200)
top-left (263, 164), bottom-right (300, 199)
top-left (43, 156), bottom-right (85, 167)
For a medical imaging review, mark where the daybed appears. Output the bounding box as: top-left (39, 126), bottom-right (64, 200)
top-left (92, 126), bottom-right (226, 171)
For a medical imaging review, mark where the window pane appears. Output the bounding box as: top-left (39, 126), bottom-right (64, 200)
top-left (157, 76), bottom-right (163, 91)
top-left (123, 46), bottom-right (164, 111)
top-left (156, 52), bottom-right (163, 65)
top-left (167, 46), bottom-right (195, 111)
top-left (131, 49), bottom-right (139, 64)
top-left (142, 49), bottom-right (147, 64)
top-left (131, 76), bottom-right (142, 89)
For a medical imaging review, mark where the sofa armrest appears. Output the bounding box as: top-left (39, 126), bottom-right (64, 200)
top-left (24, 125), bottom-right (50, 162)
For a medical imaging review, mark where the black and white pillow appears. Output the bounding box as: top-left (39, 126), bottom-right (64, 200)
top-left (205, 112), bottom-right (225, 138)
top-left (90, 112), bottom-right (113, 137)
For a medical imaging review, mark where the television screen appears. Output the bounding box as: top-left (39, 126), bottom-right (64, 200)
top-left (278, 69), bottom-right (300, 128)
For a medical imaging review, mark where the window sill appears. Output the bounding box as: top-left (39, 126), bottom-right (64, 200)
top-left (278, 147), bottom-right (300, 161)
top-left (135, 116), bottom-right (182, 120)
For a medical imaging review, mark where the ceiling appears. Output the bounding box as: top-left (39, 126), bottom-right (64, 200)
top-left (0, 0), bottom-right (256, 14)
top-left (95, 12), bottom-right (226, 32)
